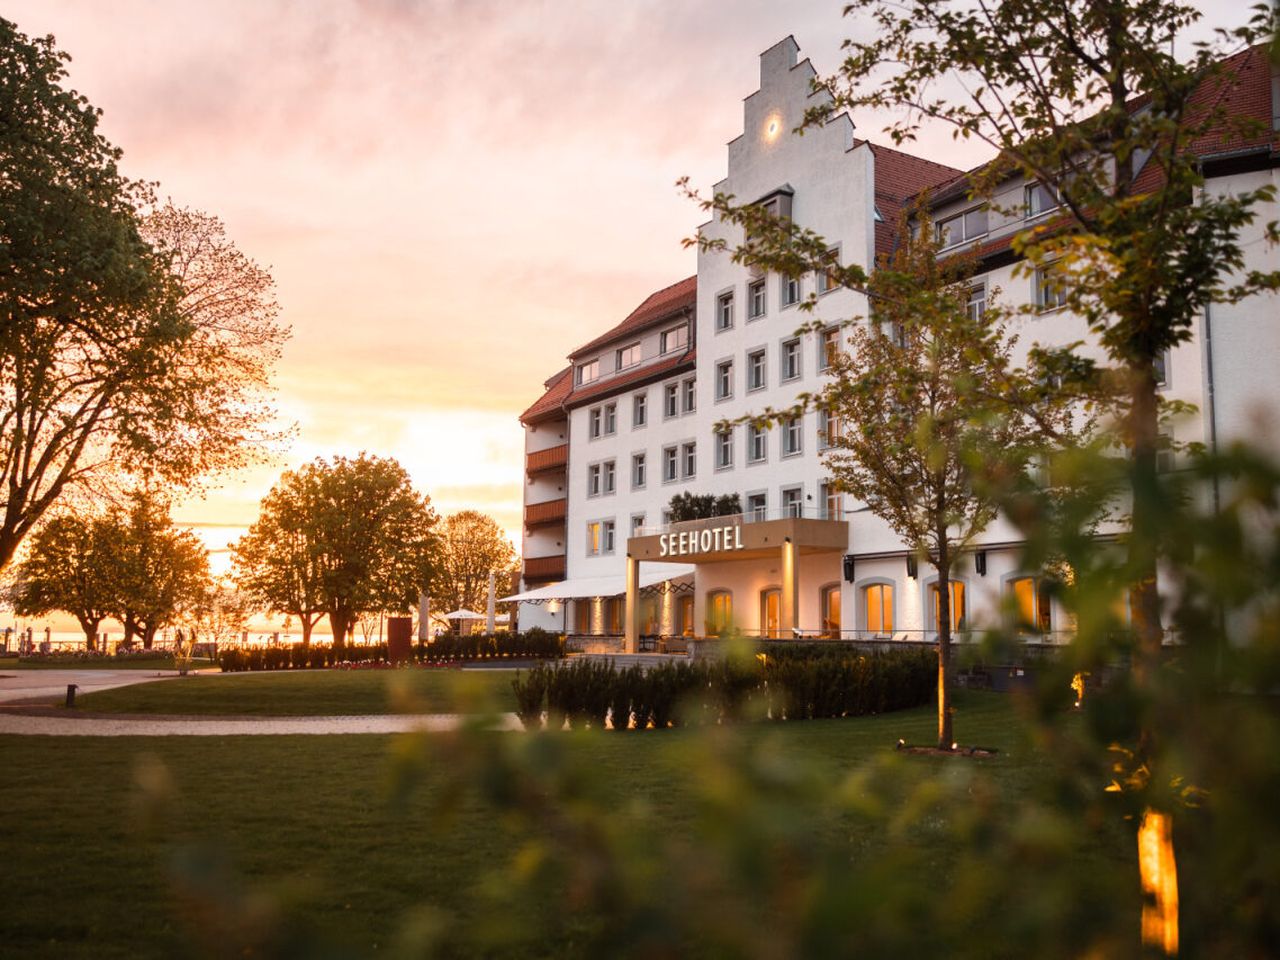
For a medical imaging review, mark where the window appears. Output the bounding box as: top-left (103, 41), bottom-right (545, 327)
top-left (587, 463), bottom-right (601, 497)
top-left (930, 581), bottom-right (967, 634)
top-left (576, 359), bottom-right (599, 384)
top-left (818, 409), bottom-right (844, 450)
top-left (746, 492), bottom-right (767, 521)
top-left (819, 327), bottom-right (840, 371)
top-left (663, 445), bottom-right (678, 482)
top-left (715, 428), bottom-right (733, 469)
top-left (782, 416), bottom-right (802, 457)
top-left (616, 342), bottom-right (641, 370)
top-left (682, 441), bottom-right (696, 479)
top-left (781, 338), bottom-right (801, 381)
top-left (747, 349), bottom-right (766, 391)
top-left (586, 520), bottom-right (602, 555)
top-left (816, 248), bottom-right (839, 294)
top-left (760, 588), bottom-right (781, 639)
top-left (603, 402), bottom-right (616, 435)
top-left (967, 285), bottom-right (986, 322)
top-left (631, 452), bottom-right (646, 489)
top-left (1035, 265), bottom-right (1069, 311)
top-left (604, 597), bottom-right (622, 634)
top-left (677, 594), bottom-right (695, 637)
top-left (664, 383), bottom-right (679, 419)
top-left (682, 377), bottom-right (696, 414)
top-left (863, 583), bottom-right (894, 634)
top-left (603, 519), bottom-right (616, 554)
top-left (716, 291), bottom-right (734, 331)
top-left (633, 392), bottom-right (647, 427)
top-left (660, 324), bottom-right (688, 355)
top-left (1156, 432), bottom-right (1176, 473)
top-left (781, 275), bottom-right (800, 308)
top-left (820, 584), bottom-right (841, 639)
top-left (748, 279), bottom-right (766, 319)
top-left (1154, 349), bottom-right (1170, 388)
top-left (715, 360), bottom-right (733, 400)
top-left (747, 424), bottom-right (767, 463)
top-left (706, 590), bottom-right (732, 636)
top-left (631, 513), bottom-right (646, 537)
top-left (781, 486), bottom-right (803, 518)
top-left (1008, 576), bottom-right (1052, 634)
top-left (589, 406), bottom-right (602, 439)
top-left (936, 205), bottom-right (989, 248)
top-left (573, 598), bottom-right (591, 634)
top-left (819, 480), bottom-right (841, 520)
top-left (602, 459), bottom-right (616, 495)
top-left (1026, 181), bottom-right (1060, 217)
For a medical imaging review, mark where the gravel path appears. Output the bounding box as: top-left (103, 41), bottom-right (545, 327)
top-left (0, 711), bottom-right (523, 736)
top-left (0, 668), bottom-right (207, 705)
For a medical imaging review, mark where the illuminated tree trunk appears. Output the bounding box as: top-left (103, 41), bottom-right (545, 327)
top-left (935, 533), bottom-right (954, 751)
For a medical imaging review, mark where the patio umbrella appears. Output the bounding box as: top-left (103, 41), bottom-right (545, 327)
top-left (441, 610), bottom-right (485, 620)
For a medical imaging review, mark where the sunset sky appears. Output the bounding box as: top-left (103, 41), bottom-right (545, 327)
top-left (6, 0), bottom-right (1240, 575)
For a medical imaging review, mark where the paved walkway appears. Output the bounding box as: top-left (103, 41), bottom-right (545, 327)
top-left (0, 711), bottom-right (522, 736)
top-left (0, 667), bottom-right (204, 705)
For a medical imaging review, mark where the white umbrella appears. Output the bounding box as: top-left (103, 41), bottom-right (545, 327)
top-left (441, 609), bottom-right (486, 620)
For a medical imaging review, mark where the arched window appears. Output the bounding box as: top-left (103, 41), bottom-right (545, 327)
top-left (677, 595), bottom-right (695, 637)
top-left (929, 580), bottom-right (967, 634)
top-left (706, 590), bottom-right (733, 637)
top-left (760, 588), bottom-right (780, 638)
top-left (863, 582), bottom-right (893, 635)
top-left (1008, 576), bottom-right (1052, 633)
top-left (820, 584), bottom-right (842, 638)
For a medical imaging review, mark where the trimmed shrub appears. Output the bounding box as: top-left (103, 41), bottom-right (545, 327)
top-left (512, 665), bottom-right (550, 730)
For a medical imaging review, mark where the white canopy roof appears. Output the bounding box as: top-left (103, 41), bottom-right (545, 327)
top-left (500, 563), bottom-right (692, 603)
top-left (441, 609), bottom-right (486, 620)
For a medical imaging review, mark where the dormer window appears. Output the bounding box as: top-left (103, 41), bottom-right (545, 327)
top-left (660, 324), bottom-right (688, 355)
top-left (616, 342), bottom-right (641, 370)
top-left (936, 206), bottom-right (988, 249)
top-left (1026, 182), bottom-right (1060, 217)
top-left (576, 359), bottom-right (599, 385)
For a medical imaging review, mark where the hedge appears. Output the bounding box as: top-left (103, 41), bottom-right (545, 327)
top-left (217, 629), bottom-right (565, 672)
top-left (511, 646), bottom-right (935, 731)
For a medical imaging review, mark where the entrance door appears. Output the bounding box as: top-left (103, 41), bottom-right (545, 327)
top-left (760, 588), bottom-right (780, 639)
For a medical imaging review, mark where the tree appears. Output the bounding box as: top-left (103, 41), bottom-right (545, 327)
top-left (11, 514), bottom-right (115, 649)
top-left (236, 454), bottom-right (437, 648)
top-left (428, 510), bottom-right (517, 618)
top-left (189, 577), bottom-right (252, 648)
top-left (0, 19), bottom-right (288, 574)
top-left (108, 491), bottom-right (211, 649)
top-left (667, 492), bottom-right (742, 523)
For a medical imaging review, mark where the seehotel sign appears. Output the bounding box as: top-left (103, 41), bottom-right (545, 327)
top-left (659, 522), bottom-right (745, 558)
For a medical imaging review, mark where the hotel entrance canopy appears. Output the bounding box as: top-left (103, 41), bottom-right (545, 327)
top-left (500, 562), bottom-right (691, 604)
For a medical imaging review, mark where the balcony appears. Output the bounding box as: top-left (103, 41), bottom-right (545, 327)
top-left (526, 443), bottom-right (568, 476)
top-left (523, 554), bottom-right (566, 582)
top-left (524, 497), bottom-right (566, 528)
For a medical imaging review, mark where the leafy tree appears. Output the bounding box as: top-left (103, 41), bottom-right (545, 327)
top-left (667, 492), bottom-right (743, 523)
top-left (190, 577), bottom-right (252, 648)
top-left (11, 514), bottom-right (115, 649)
top-left (236, 455), bottom-right (437, 648)
top-left (107, 492), bottom-right (211, 649)
top-left (0, 19), bottom-right (288, 574)
top-left (429, 510), bottom-right (517, 617)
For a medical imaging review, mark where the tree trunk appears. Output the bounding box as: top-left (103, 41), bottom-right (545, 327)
top-left (300, 617), bottom-right (313, 648)
top-left (77, 618), bottom-right (100, 652)
top-left (141, 623), bottom-right (157, 650)
top-left (936, 552), bottom-right (954, 751)
top-left (329, 610), bottom-right (352, 649)
top-left (122, 615), bottom-right (138, 648)
top-left (1127, 370), bottom-right (1164, 726)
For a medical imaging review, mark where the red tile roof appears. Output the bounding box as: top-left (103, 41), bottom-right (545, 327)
top-left (564, 347), bottom-right (696, 410)
top-left (569, 275), bottom-right (696, 359)
top-left (519, 366), bottom-right (572, 425)
top-left (858, 140), bottom-right (965, 261)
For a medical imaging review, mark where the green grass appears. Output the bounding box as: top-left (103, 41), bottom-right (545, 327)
top-left (0, 692), bottom-right (1132, 958)
top-left (0, 656), bottom-right (219, 671)
top-left (73, 667), bottom-right (519, 715)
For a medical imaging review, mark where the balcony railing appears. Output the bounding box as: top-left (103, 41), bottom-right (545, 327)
top-left (526, 443), bottom-right (568, 475)
top-left (523, 554), bottom-right (566, 582)
top-left (524, 497), bottom-right (566, 528)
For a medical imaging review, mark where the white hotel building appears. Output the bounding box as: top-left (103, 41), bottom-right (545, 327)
top-left (508, 38), bottom-right (1280, 652)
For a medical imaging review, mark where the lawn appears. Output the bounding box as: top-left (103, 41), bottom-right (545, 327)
top-left (72, 667), bottom-right (520, 715)
top-left (0, 692), bottom-right (1136, 959)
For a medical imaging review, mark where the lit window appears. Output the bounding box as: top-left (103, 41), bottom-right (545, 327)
top-left (781, 275), bottom-right (800, 307)
top-left (819, 327), bottom-right (840, 371)
top-left (706, 590), bottom-right (732, 636)
top-left (781, 338), bottom-right (801, 381)
top-left (817, 409), bottom-right (844, 449)
top-left (747, 349), bottom-right (766, 391)
top-left (936, 206), bottom-right (989, 248)
top-left (716, 360), bottom-right (733, 400)
top-left (662, 445), bottom-right (678, 482)
top-left (781, 486), bottom-right (803, 518)
top-left (660, 324), bottom-right (688, 355)
top-left (576, 359), bottom-right (599, 384)
top-left (820, 584), bottom-right (842, 639)
top-left (631, 452), bottom-right (646, 489)
top-left (863, 583), bottom-right (893, 634)
top-left (586, 521), bottom-right (602, 555)
top-left (682, 377), bottom-right (696, 414)
top-left (782, 416), bottom-right (802, 457)
top-left (747, 425), bottom-right (767, 463)
top-left (715, 429), bottom-right (733, 469)
top-left (615, 342), bottom-right (641, 370)
top-left (1026, 182), bottom-right (1060, 217)
top-left (682, 441), bottom-right (696, 479)
top-left (633, 392), bottom-right (647, 427)
top-left (716, 291), bottom-right (734, 331)
top-left (929, 581), bottom-right (967, 634)
top-left (748, 279), bottom-right (766, 319)
top-left (1008, 576), bottom-right (1052, 634)
top-left (663, 383), bottom-right (679, 418)
top-left (760, 588), bottom-right (780, 639)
